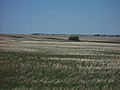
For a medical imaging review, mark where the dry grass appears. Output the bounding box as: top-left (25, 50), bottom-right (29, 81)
top-left (0, 34), bottom-right (120, 90)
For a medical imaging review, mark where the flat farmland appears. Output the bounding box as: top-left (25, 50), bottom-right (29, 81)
top-left (0, 34), bottom-right (120, 90)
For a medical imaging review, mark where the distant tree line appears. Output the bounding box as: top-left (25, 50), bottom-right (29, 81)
top-left (31, 33), bottom-right (120, 37)
top-left (94, 34), bottom-right (120, 37)
top-left (31, 33), bottom-right (67, 35)
top-left (31, 33), bottom-right (45, 35)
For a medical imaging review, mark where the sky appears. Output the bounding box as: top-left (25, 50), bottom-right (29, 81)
top-left (0, 0), bottom-right (120, 34)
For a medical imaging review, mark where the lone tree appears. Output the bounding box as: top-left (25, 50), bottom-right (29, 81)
top-left (68, 36), bottom-right (80, 41)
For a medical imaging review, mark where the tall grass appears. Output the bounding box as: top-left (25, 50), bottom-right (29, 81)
top-left (0, 37), bottom-right (120, 90)
top-left (0, 50), bottom-right (120, 90)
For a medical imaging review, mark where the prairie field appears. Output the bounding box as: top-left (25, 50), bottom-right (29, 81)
top-left (0, 34), bottom-right (120, 90)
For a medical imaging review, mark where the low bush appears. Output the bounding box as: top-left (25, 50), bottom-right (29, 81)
top-left (68, 36), bottom-right (80, 41)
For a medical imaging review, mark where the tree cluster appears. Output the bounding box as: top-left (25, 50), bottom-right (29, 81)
top-left (68, 36), bottom-right (80, 41)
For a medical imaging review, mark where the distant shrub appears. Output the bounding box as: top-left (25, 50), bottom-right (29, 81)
top-left (68, 36), bottom-right (80, 41)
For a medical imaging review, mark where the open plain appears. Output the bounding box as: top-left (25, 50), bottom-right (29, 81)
top-left (0, 34), bottom-right (120, 90)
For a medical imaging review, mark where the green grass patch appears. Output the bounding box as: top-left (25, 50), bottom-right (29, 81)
top-left (0, 50), bottom-right (120, 90)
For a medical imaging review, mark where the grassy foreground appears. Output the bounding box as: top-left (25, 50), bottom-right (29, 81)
top-left (0, 34), bottom-right (120, 90)
top-left (0, 51), bottom-right (120, 90)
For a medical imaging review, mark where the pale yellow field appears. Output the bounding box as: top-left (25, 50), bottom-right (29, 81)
top-left (0, 34), bottom-right (120, 90)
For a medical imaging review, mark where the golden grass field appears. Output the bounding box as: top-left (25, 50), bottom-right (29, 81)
top-left (0, 34), bottom-right (120, 90)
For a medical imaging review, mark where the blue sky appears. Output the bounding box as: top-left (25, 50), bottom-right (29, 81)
top-left (0, 0), bottom-right (120, 34)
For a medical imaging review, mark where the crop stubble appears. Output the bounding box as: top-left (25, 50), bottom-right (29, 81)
top-left (0, 35), bottom-right (120, 90)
